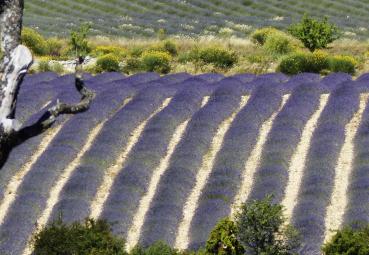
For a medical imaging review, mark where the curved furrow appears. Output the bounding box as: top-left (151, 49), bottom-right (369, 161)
top-left (291, 83), bottom-right (360, 255)
top-left (97, 82), bottom-right (217, 249)
top-left (248, 83), bottom-right (324, 203)
top-left (186, 84), bottom-right (285, 250)
top-left (138, 80), bottom-right (250, 247)
top-left (324, 93), bottom-right (368, 242)
top-left (343, 93), bottom-right (369, 227)
top-left (0, 85), bottom-right (137, 255)
top-left (175, 95), bottom-right (250, 250)
top-left (48, 81), bottom-right (184, 225)
top-left (282, 94), bottom-right (330, 222)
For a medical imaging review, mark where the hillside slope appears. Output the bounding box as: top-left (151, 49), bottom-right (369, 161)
top-left (0, 72), bottom-right (369, 255)
top-left (24, 0), bottom-right (369, 38)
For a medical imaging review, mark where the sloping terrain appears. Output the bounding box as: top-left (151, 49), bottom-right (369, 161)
top-left (24, 0), bottom-right (369, 38)
top-left (0, 71), bottom-right (369, 255)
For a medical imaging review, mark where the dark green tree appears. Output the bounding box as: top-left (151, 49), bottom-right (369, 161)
top-left (322, 224), bottom-right (369, 255)
top-left (32, 217), bottom-right (127, 255)
top-left (235, 195), bottom-right (300, 255)
top-left (205, 217), bottom-right (245, 255)
top-left (69, 22), bottom-right (92, 58)
top-left (288, 14), bottom-right (340, 52)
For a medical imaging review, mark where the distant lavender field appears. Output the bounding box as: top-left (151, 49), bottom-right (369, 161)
top-left (0, 71), bottom-right (368, 255)
top-left (23, 0), bottom-right (369, 38)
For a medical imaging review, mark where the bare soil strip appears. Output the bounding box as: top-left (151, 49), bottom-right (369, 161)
top-left (175, 95), bottom-right (250, 250)
top-left (22, 98), bottom-right (133, 255)
top-left (231, 94), bottom-right (290, 216)
top-left (281, 94), bottom-right (329, 222)
top-left (0, 123), bottom-right (65, 226)
top-left (89, 98), bottom-right (172, 220)
top-left (323, 93), bottom-right (368, 242)
top-left (126, 96), bottom-right (211, 251)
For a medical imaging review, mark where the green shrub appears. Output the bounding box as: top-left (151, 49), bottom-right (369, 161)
top-left (130, 241), bottom-right (180, 255)
top-left (235, 195), bottom-right (300, 255)
top-left (32, 218), bottom-right (127, 255)
top-left (122, 57), bottom-right (144, 74)
top-left (263, 33), bottom-right (294, 56)
top-left (278, 51), bottom-right (330, 75)
top-left (328, 55), bottom-right (357, 74)
top-left (157, 28), bottom-right (167, 40)
top-left (251, 27), bottom-right (280, 45)
top-left (195, 47), bottom-right (238, 69)
top-left (288, 14), bottom-right (340, 52)
top-left (162, 41), bottom-right (178, 56)
top-left (322, 224), bottom-right (369, 255)
top-left (69, 22), bottom-right (92, 57)
top-left (96, 53), bottom-right (121, 72)
top-left (21, 27), bottom-right (47, 55)
top-left (45, 38), bottom-right (64, 57)
top-left (92, 45), bottom-right (127, 58)
top-left (141, 50), bottom-right (171, 74)
top-left (205, 217), bottom-right (244, 255)
top-left (37, 59), bottom-right (52, 72)
top-left (129, 47), bottom-right (145, 57)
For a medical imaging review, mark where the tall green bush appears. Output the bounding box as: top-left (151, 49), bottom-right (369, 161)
top-left (69, 23), bottom-right (92, 57)
top-left (32, 218), bottom-right (127, 255)
top-left (141, 50), bottom-right (172, 74)
top-left (288, 14), bottom-right (340, 52)
top-left (21, 27), bottom-right (47, 55)
top-left (96, 53), bottom-right (121, 72)
top-left (205, 217), bottom-right (244, 255)
top-left (235, 195), bottom-right (300, 255)
top-left (322, 224), bottom-right (369, 255)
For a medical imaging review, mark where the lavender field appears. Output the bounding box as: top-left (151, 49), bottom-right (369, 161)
top-left (0, 71), bottom-right (369, 255)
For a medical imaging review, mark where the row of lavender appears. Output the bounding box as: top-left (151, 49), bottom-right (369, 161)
top-left (0, 71), bottom-right (368, 254)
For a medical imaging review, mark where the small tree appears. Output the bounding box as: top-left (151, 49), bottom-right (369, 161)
top-left (288, 14), bottom-right (340, 52)
top-left (322, 224), bottom-right (369, 255)
top-left (205, 217), bottom-right (245, 255)
top-left (235, 195), bottom-right (300, 255)
top-left (69, 22), bottom-right (91, 58)
top-left (32, 217), bottom-right (127, 255)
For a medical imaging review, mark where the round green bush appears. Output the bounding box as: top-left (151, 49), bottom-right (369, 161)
top-left (251, 27), bottom-right (280, 45)
top-left (21, 27), bottom-right (47, 55)
top-left (162, 41), bottom-right (178, 56)
top-left (278, 52), bottom-right (310, 75)
top-left (32, 218), bottom-right (127, 255)
top-left (328, 55), bottom-right (357, 75)
top-left (96, 53), bottom-right (121, 72)
top-left (322, 225), bottom-right (369, 255)
top-left (206, 217), bottom-right (244, 255)
top-left (197, 47), bottom-right (238, 69)
top-left (122, 57), bottom-right (144, 74)
top-left (141, 50), bottom-right (172, 74)
top-left (263, 33), bottom-right (293, 56)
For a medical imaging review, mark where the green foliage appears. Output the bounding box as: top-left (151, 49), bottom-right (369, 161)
top-left (162, 41), bottom-right (178, 56)
top-left (92, 45), bottom-right (127, 58)
top-left (45, 38), bottom-right (64, 57)
top-left (192, 47), bottom-right (238, 69)
top-left (141, 50), bottom-right (172, 74)
top-left (69, 23), bottom-right (92, 57)
top-left (122, 57), bottom-right (144, 74)
top-left (288, 14), bottom-right (340, 52)
top-left (328, 55), bottom-right (357, 74)
top-left (130, 241), bottom-right (181, 255)
top-left (263, 33), bottom-right (294, 56)
top-left (322, 224), bottom-right (369, 255)
top-left (277, 51), bottom-right (330, 75)
top-left (157, 28), bottom-right (167, 40)
top-left (21, 27), bottom-right (47, 55)
top-left (96, 53), bottom-right (121, 72)
top-left (129, 47), bottom-right (145, 57)
top-left (251, 27), bottom-right (280, 45)
top-left (235, 195), bottom-right (300, 255)
top-left (32, 217), bottom-right (127, 255)
top-left (205, 217), bottom-right (244, 255)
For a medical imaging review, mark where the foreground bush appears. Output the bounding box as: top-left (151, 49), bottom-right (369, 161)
top-left (251, 27), bottom-right (281, 45)
top-left (235, 195), bottom-right (300, 255)
top-left (263, 32), bottom-right (294, 56)
top-left (96, 53), bottom-right (121, 72)
top-left (205, 217), bottom-right (244, 255)
top-left (32, 218), bottom-right (127, 255)
top-left (21, 27), bottom-right (47, 55)
top-left (194, 47), bottom-right (238, 69)
top-left (322, 224), bottom-right (369, 255)
top-left (288, 14), bottom-right (340, 52)
top-left (328, 55), bottom-right (357, 75)
top-left (141, 50), bottom-right (172, 74)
